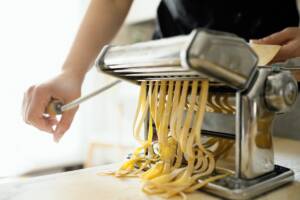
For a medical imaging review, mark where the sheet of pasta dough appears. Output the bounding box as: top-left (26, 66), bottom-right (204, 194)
top-left (250, 44), bottom-right (281, 66)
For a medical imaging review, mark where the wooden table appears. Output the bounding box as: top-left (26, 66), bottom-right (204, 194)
top-left (1, 137), bottom-right (300, 200)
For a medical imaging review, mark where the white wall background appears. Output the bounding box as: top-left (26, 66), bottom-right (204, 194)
top-left (0, 0), bottom-right (85, 177)
top-left (0, 0), bottom-right (159, 177)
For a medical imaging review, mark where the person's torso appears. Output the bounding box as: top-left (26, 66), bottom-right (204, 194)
top-left (155, 0), bottom-right (299, 40)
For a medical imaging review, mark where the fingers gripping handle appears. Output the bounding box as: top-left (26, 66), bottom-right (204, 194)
top-left (45, 80), bottom-right (121, 117)
top-left (46, 99), bottom-right (63, 116)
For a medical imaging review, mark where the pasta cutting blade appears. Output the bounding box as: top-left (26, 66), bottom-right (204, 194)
top-left (96, 29), bottom-right (258, 90)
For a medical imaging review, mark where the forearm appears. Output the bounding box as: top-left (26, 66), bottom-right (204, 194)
top-left (62, 0), bottom-right (133, 80)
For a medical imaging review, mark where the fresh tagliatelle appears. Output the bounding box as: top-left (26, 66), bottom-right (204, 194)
top-left (106, 80), bottom-right (233, 199)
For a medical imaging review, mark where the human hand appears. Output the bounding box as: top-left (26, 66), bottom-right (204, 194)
top-left (252, 27), bottom-right (300, 62)
top-left (22, 71), bottom-right (84, 142)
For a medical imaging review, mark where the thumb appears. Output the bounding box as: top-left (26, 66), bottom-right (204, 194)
top-left (53, 108), bottom-right (78, 142)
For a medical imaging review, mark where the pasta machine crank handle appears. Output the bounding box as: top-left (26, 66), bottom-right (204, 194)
top-left (46, 80), bottom-right (121, 116)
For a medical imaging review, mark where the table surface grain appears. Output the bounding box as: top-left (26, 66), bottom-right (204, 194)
top-left (0, 137), bottom-right (300, 200)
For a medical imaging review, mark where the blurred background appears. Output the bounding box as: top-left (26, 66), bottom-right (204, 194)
top-left (0, 0), bottom-right (159, 179)
top-left (1, 0), bottom-right (300, 182)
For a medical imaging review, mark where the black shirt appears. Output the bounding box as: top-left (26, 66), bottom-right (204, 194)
top-left (154, 0), bottom-right (299, 40)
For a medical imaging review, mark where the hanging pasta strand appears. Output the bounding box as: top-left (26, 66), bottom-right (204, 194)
top-left (107, 80), bottom-right (233, 198)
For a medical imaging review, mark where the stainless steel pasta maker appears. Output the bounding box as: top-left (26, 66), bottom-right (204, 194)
top-left (95, 29), bottom-right (299, 199)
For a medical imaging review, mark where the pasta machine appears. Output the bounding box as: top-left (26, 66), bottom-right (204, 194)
top-left (95, 29), bottom-right (299, 199)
